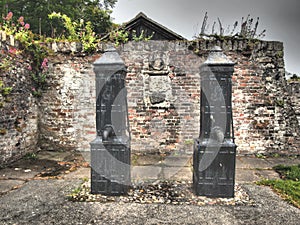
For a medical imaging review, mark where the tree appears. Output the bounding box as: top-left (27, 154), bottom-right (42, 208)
top-left (1, 0), bottom-right (116, 37)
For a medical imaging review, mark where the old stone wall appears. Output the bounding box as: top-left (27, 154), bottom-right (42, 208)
top-left (0, 34), bottom-right (39, 166)
top-left (38, 41), bottom-right (202, 154)
top-left (38, 39), bottom-right (300, 155)
top-left (38, 54), bottom-right (97, 152)
top-left (1, 35), bottom-right (300, 165)
top-left (191, 39), bottom-right (299, 155)
top-left (121, 41), bottom-right (202, 154)
top-left (288, 80), bottom-right (300, 127)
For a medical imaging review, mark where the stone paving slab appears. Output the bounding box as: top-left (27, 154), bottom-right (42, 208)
top-left (254, 169), bottom-right (281, 180)
top-left (132, 166), bottom-right (162, 181)
top-left (37, 151), bottom-right (73, 162)
top-left (161, 155), bottom-right (192, 167)
top-left (162, 167), bottom-right (192, 180)
top-left (0, 168), bottom-right (39, 180)
top-left (0, 151), bottom-right (300, 224)
top-left (0, 179), bottom-right (25, 194)
top-left (132, 154), bottom-right (164, 166)
top-left (266, 157), bottom-right (300, 167)
top-left (235, 169), bottom-right (257, 184)
top-left (236, 156), bottom-right (272, 169)
top-left (62, 167), bottom-right (90, 180)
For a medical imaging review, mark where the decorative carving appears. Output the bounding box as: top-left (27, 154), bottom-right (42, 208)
top-left (151, 59), bottom-right (165, 71)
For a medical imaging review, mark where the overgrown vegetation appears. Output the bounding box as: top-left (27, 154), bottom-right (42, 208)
top-left (258, 164), bottom-right (300, 208)
top-left (48, 12), bottom-right (97, 52)
top-left (1, 0), bottom-right (115, 37)
top-left (109, 28), bottom-right (154, 46)
top-left (273, 164), bottom-right (300, 181)
top-left (0, 3), bottom-right (155, 99)
top-left (197, 12), bottom-right (266, 40)
top-left (1, 12), bottom-right (50, 97)
top-left (24, 152), bottom-right (38, 160)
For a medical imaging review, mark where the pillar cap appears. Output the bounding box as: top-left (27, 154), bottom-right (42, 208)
top-left (204, 46), bottom-right (235, 65)
top-left (93, 46), bottom-right (125, 67)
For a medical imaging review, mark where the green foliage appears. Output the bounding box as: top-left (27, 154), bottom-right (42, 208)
top-left (277, 50), bottom-right (283, 58)
top-left (1, 12), bottom-right (50, 97)
top-left (0, 57), bottom-right (12, 71)
top-left (258, 179), bottom-right (300, 208)
top-left (48, 13), bottom-right (98, 52)
top-left (184, 139), bottom-right (194, 145)
top-left (82, 177), bottom-right (89, 182)
top-left (1, 86), bottom-right (12, 96)
top-left (1, 0), bottom-right (115, 37)
top-left (70, 187), bottom-right (82, 196)
top-left (0, 80), bottom-right (12, 107)
top-left (109, 29), bottom-right (129, 46)
top-left (255, 153), bottom-right (266, 159)
top-left (132, 30), bottom-right (154, 42)
top-left (288, 74), bottom-right (300, 82)
top-left (1, 11), bottom-right (33, 42)
top-left (81, 21), bottom-right (98, 52)
top-left (258, 164), bottom-right (300, 208)
top-left (109, 29), bottom-right (154, 46)
top-left (273, 164), bottom-right (300, 181)
top-left (49, 12), bottom-right (77, 40)
top-left (24, 152), bottom-right (38, 160)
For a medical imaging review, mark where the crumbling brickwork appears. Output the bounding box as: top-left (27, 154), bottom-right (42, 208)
top-left (1, 34), bottom-right (299, 165)
top-left (0, 33), bottom-right (38, 166)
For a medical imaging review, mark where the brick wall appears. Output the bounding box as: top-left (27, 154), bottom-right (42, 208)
top-left (38, 54), bottom-right (98, 152)
top-left (120, 41), bottom-right (202, 154)
top-left (192, 39), bottom-right (299, 155)
top-left (38, 39), bottom-right (300, 155)
top-left (1, 34), bottom-right (300, 165)
top-left (0, 33), bottom-right (38, 166)
top-left (288, 80), bottom-right (300, 127)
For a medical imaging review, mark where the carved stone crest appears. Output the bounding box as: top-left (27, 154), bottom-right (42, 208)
top-left (142, 58), bottom-right (177, 108)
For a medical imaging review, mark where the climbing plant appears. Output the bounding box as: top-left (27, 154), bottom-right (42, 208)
top-left (1, 12), bottom-right (50, 97)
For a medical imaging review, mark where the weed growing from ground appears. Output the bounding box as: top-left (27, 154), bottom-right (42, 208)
top-left (257, 164), bottom-right (300, 208)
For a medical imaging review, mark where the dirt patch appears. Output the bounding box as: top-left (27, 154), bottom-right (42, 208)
top-left (2, 151), bottom-right (89, 179)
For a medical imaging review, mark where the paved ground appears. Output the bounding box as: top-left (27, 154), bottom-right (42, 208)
top-left (0, 151), bottom-right (300, 224)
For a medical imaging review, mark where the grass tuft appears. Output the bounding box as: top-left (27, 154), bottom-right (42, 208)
top-left (257, 164), bottom-right (300, 208)
top-left (258, 179), bottom-right (300, 208)
top-left (273, 164), bottom-right (300, 181)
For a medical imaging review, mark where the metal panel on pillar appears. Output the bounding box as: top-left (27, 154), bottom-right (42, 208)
top-left (193, 46), bottom-right (237, 198)
top-left (90, 47), bottom-right (131, 195)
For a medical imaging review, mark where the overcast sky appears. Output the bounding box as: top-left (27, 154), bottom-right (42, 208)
top-left (111, 0), bottom-right (300, 75)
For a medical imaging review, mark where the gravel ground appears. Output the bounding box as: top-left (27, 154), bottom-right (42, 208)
top-left (0, 179), bottom-right (299, 225)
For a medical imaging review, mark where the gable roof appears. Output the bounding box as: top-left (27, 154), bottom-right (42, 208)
top-left (103, 12), bottom-right (185, 41)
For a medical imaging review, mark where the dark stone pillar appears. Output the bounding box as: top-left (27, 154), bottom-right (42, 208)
top-left (193, 46), bottom-right (237, 197)
top-left (90, 47), bottom-right (131, 195)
